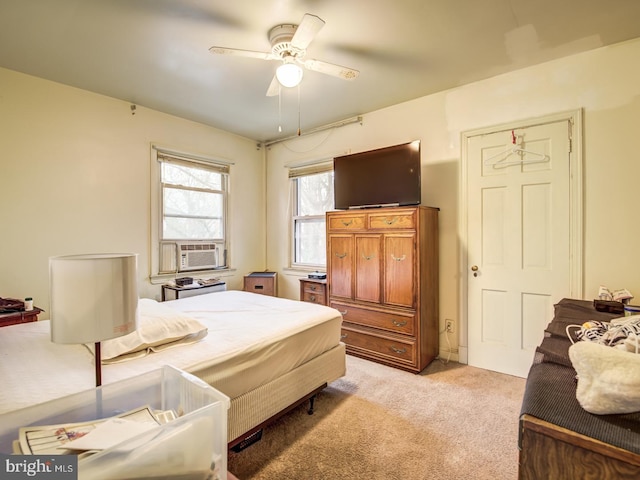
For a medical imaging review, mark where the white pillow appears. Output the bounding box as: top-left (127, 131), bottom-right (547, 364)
top-left (92, 298), bottom-right (208, 364)
top-left (569, 341), bottom-right (640, 414)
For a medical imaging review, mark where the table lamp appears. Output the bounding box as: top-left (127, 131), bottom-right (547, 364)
top-left (50, 253), bottom-right (138, 387)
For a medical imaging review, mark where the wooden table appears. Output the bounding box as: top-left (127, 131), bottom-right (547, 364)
top-left (161, 282), bottom-right (226, 301)
top-left (0, 307), bottom-right (42, 327)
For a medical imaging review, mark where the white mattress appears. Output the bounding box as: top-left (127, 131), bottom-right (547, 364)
top-left (0, 290), bottom-right (343, 415)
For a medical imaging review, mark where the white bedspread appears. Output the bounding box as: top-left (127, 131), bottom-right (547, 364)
top-left (0, 290), bottom-right (342, 415)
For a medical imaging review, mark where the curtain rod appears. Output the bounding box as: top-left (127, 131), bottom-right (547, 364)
top-left (152, 144), bottom-right (235, 165)
top-left (262, 116), bottom-right (363, 147)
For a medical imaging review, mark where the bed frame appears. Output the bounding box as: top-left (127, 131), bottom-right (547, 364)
top-left (227, 342), bottom-right (346, 449)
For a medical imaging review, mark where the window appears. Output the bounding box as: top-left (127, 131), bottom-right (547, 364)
top-left (151, 147), bottom-right (230, 276)
top-left (290, 162), bottom-right (334, 268)
top-left (160, 158), bottom-right (225, 241)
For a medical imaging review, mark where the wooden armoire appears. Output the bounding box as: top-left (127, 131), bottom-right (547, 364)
top-left (326, 206), bottom-right (439, 373)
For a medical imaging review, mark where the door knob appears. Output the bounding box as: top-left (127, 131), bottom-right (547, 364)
top-left (471, 265), bottom-right (479, 277)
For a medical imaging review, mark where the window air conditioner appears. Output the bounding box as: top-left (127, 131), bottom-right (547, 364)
top-left (177, 242), bottom-right (218, 272)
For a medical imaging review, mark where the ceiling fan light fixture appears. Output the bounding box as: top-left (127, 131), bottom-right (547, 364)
top-left (276, 62), bottom-right (304, 88)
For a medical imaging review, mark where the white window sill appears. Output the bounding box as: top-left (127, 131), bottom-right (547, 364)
top-left (282, 267), bottom-right (326, 277)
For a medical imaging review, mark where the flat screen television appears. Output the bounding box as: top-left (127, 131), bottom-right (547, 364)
top-left (333, 141), bottom-right (421, 210)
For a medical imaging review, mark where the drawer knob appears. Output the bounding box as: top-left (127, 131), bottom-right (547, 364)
top-left (362, 253), bottom-right (375, 261)
top-left (310, 295), bottom-right (316, 302)
top-left (390, 346), bottom-right (407, 354)
top-left (341, 333), bottom-right (348, 339)
top-left (341, 219), bottom-right (353, 226)
top-left (384, 217), bottom-right (398, 225)
top-left (339, 310), bottom-right (348, 316)
top-left (310, 285), bottom-right (317, 291)
top-left (391, 254), bottom-right (406, 262)
top-left (335, 252), bottom-right (347, 259)
top-left (392, 319), bottom-right (407, 327)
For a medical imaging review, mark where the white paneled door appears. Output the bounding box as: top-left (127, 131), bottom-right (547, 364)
top-left (466, 119), bottom-right (573, 378)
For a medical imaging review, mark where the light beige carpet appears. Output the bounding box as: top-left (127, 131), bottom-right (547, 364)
top-left (228, 355), bottom-right (526, 480)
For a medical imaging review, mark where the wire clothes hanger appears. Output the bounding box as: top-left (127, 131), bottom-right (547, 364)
top-left (483, 130), bottom-right (549, 168)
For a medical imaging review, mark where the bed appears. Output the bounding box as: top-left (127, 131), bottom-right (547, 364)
top-left (0, 290), bottom-right (346, 449)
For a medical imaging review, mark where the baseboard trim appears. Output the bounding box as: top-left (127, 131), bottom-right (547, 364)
top-left (458, 346), bottom-right (468, 364)
top-left (438, 348), bottom-right (460, 363)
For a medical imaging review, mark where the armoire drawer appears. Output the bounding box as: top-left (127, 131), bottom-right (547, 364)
top-left (341, 324), bottom-right (417, 365)
top-left (368, 211), bottom-right (416, 230)
top-left (327, 213), bottom-right (366, 231)
top-left (331, 301), bottom-right (415, 335)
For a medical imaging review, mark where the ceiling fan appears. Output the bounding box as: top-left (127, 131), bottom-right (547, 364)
top-left (209, 13), bottom-right (359, 96)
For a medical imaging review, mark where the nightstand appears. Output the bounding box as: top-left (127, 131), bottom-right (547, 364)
top-left (299, 278), bottom-right (327, 306)
top-left (243, 272), bottom-right (277, 296)
top-left (0, 307), bottom-right (43, 327)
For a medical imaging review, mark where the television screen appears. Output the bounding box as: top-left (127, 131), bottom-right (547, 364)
top-left (333, 141), bottom-right (421, 210)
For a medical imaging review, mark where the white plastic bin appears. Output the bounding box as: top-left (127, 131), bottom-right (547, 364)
top-left (0, 365), bottom-right (230, 479)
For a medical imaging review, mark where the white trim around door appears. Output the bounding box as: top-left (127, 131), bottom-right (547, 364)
top-left (458, 109), bottom-right (584, 366)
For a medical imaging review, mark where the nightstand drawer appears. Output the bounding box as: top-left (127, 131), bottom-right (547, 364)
top-left (302, 290), bottom-right (325, 305)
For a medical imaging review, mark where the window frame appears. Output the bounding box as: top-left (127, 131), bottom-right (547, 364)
top-left (159, 155), bottom-right (227, 242)
top-left (150, 145), bottom-right (232, 282)
top-left (289, 161), bottom-right (334, 270)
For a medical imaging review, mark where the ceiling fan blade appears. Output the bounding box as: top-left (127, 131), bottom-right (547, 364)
top-left (302, 59), bottom-right (360, 80)
top-left (266, 76), bottom-right (280, 97)
top-left (290, 14), bottom-right (325, 50)
top-left (209, 46), bottom-right (276, 61)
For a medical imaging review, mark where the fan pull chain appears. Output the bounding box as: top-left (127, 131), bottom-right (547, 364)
top-left (278, 85), bottom-right (282, 133)
top-left (297, 84), bottom-right (301, 136)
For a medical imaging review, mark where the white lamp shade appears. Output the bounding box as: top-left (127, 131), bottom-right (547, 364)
top-left (50, 253), bottom-right (138, 344)
top-left (276, 63), bottom-right (304, 88)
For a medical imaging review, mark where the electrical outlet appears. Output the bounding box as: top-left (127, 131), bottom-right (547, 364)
top-left (445, 319), bottom-right (455, 334)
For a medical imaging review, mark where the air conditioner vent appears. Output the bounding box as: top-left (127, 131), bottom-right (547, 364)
top-left (179, 243), bottom-right (217, 251)
top-left (177, 241), bottom-right (218, 271)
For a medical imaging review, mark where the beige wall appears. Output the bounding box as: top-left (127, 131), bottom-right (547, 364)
top-left (265, 38), bottom-right (640, 360)
top-left (2, 37), bottom-right (639, 360)
top-left (0, 68), bottom-right (266, 316)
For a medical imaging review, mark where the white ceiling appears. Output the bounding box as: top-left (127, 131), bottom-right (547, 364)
top-left (2, 0), bottom-right (640, 142)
